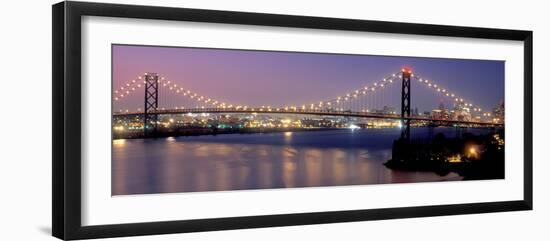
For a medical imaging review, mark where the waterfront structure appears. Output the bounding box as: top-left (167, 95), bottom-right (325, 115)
top-left (113, 68), bottom-right (503, 137)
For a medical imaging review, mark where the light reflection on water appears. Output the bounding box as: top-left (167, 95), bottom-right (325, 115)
top-left (112, 128), bottom-right (474, 195)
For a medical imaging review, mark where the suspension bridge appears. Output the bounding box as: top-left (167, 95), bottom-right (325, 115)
top-left (113, 67), bottom-right (503, 139)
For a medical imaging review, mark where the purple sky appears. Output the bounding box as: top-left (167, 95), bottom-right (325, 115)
top-left (112, 44), bottom-right (504, 112)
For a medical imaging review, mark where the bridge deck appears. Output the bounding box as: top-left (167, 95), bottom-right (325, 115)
top-left (113, 108), bottom-right (502, 126)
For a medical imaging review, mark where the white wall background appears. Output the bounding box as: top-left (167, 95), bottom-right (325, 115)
top-left (0, 0), bottom-right (547, 240)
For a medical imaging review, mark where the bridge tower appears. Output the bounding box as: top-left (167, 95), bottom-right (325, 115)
top-left (400, 68), bottom-right (412, 142)
top-left (144, 73), bottom-right (159, 136)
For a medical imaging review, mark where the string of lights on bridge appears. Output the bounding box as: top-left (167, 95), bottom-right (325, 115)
top-left (112, 69), bottom-right (494, 118)
top-left (411, 71), bottom-right (488, 116)
top-left (113, 73), bottom-right (234, 111)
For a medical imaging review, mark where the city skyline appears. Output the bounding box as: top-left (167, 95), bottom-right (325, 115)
top-left (112, 44), bottom-right (504, 114)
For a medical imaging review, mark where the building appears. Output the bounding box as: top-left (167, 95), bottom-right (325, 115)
top-left (451, 102), bottom-right (471, 121)
top-left (493, 100), bottom-right (505, 124)
top-left (431, 102), bottom-right (450, 120)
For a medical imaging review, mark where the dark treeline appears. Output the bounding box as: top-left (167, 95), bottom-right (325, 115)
top-left (385, 129), bottom-right (505, 180)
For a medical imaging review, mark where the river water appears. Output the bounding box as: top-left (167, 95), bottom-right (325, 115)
top-left (112, 127), bottom-right (491, 195)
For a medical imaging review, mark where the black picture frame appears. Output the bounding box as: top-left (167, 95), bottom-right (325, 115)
top-left (52, 1), bottom-right (533, 240)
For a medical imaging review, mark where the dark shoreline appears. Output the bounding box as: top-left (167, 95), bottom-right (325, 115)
top-left (113, 127), bottom-right (351, 140)
top-left (384, 130), bottom-right (505, 180)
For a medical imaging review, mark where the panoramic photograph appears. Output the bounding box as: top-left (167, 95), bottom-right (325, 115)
top-left (111, 44), bottom-right (505, 196)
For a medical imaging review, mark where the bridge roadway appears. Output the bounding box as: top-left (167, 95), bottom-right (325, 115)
top-left (113, 108), bottom-right (503, 127)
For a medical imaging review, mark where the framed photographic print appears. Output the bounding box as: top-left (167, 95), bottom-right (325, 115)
top-left (52, 1), bottom-right (533, 240)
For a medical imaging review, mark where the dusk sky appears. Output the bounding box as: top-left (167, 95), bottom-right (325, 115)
top-left (112, 44), bottom-right (504, 112)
